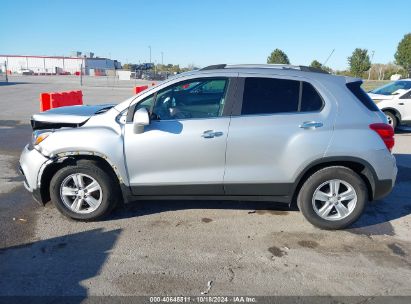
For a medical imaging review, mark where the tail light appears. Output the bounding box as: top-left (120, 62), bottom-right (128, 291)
top-left (369, 123), bottom-right (395, 152)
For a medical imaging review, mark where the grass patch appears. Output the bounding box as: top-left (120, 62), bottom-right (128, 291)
top-left (362, 80), bottom-right (390, 92)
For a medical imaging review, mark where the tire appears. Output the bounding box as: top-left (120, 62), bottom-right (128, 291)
top-left (297, 166), bottom-right (367, 230)
top-left (384, 111), bottom-right (398, 130)
top-left (50, 160), bottom-right (119, 220)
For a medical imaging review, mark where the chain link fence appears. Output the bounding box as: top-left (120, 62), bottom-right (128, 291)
top-left (0, 57), bottom-right (174, 89)
top-left (2, 67), bottom-right (159, 89)
top-left (79, 66), bottom-right (170, 88)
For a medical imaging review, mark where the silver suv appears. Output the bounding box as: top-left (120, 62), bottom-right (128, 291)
top-left (19, 64), bottom-right (397, 229)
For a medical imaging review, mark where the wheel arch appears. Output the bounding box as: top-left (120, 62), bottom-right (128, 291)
top-left (381, 107), bottom-right (402, 123)
top-left (38, 152), bottom-right (125, 205)
top-left (291, 157), bottom-right (378, 207)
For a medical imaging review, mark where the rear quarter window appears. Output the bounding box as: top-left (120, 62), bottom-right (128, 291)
top-left (300, 82), bottom-right (324, 112)
top-left (346, 82), bottom-right (379, 111)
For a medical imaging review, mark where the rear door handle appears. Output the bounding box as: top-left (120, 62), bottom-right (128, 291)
top-left (299, 121), bottom-right (323, 129)
top-left (201, 130), bottom-right (223, 138)
top-left (398, 103), bottom-right (405, 105)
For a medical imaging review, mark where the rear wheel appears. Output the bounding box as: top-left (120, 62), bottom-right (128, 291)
top-left (50, 161), bottom-right (118, 220)
top-left (384, 111), bottom-right (398, 129)
top-left (297, 166), bottom-right (367, 230)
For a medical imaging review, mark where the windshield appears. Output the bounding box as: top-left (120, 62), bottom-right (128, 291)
top-left (370, 80), bottom-right (411, 95)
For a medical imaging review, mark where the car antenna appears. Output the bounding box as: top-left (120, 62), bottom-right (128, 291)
top-left (323, 49), bottom-right (335, 67)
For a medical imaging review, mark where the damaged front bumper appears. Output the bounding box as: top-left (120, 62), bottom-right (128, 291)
top-left (19, 144), bottom-right (50, 205)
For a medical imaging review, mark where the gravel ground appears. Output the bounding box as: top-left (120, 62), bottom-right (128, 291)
top-left (0, 76), bottom-right (410, 297)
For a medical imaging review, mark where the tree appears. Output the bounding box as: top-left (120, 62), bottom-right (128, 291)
top-left (347, 48), bottom-right (371, 77)
top-left (395, 33), bottom-right (411, 75)
top-left (122, 63), bottom-right (135, 70)
top-left (310, 60), bottom-right (323, 69)
top-left (309, 60), bottom-right (332, 73)
top-left (267, 49), bottom-right (290, 64)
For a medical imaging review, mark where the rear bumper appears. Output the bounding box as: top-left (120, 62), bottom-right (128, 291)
top-left (372, 154), bottom-right (397, 200)
top-left (374, 178), bottom-right (396, 200)
top-left (365, 148), bottom-right (397, 200)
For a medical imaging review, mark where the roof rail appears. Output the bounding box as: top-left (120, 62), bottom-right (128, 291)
top-left (298, 66), bottom-right (329, 74)
top-left (227, 64), bottom-right (299, 70)
top-left (200, 64), bottom-right (227, 71)
top-left (200, 64), bottom-right (329, 74)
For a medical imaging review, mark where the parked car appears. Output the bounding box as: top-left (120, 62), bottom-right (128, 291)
top-left (16, 69), bottom-right (34, 75)
top-left (368, 79), bottom-right (411, 129)
top-left (19, 64), bottom-right (397, 229)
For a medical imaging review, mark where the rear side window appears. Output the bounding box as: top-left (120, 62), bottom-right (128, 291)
top-left (346, 82), bottom-right (379, 111)
top-left (301, 82), bottom-right (323, 112)
top-left (400, 90), bottom-right (411, 99)
top-left (241, 78), bottom-right (299, 115)
top-left (241, 77), bottom-right (323, 115)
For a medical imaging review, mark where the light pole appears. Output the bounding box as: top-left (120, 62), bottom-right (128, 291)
top-left (368, 50), bottom-right (375, 80)
top-left (148, 46), bottom-right (152, 63)
top-left (161, 52), bottom-right (164, 65)
top-left (4, 61), bottom-right (8, 83)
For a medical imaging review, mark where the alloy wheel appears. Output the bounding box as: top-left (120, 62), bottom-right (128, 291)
top-left (311, 179), bottom-right (357, 221)
top-left (60, 173), bottom-right (103, 214)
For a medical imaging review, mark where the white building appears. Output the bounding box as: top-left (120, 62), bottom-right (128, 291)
top-left (0, 54), bottom-right (121, 75)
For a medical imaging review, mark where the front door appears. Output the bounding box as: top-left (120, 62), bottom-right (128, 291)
top-left (124, 77), bottom-right (233, 195)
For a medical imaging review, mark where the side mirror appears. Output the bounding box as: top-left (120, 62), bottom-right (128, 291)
top-left (133, 107), bottom-right (150, 134)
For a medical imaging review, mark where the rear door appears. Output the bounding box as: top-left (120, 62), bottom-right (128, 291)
top-left (224, 74), bottom-right (336, 197)
top-left (399, 90), bottom-right (411, 122)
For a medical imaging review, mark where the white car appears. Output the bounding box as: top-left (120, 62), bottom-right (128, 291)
top-left (17, 69), bottom-right (34, 75)
top-left (368, 79), bottom-right (411, 129)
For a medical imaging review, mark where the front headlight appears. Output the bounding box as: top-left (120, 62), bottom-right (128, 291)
top-left (32, 130), bottom-right (53, 146)
top-left (373, 99), bottom-right (383, 104)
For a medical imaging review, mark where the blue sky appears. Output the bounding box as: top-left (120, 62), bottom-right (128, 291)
top-left (1, 0), bottom-right (409, 70)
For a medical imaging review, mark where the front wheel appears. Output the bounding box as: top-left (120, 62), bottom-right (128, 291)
top-left (50, 161), bottom-right (118, 220)
top-left (297, 166), bottom-right (367, 230)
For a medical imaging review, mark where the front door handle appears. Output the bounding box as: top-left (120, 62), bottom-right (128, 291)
top-left (299, 121), bottom-right (323, 129)
top-left (398, 103), bottom-right (405, 105)
top-left (201, 130), bottom-right (223, 138)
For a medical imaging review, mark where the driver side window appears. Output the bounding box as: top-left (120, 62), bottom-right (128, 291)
top-left (152, 78), bottom-right (228, 120)
top-left (136, 95), bottom-right (155, 112)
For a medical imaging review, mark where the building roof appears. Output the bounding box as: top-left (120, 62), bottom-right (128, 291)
top-left (0, 54), bottom-right (111, 60)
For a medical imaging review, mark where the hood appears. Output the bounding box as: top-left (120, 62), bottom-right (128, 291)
top-left (31, 104), bottom-right (115, 130)
top-left (367, 93), bottom-right (394, 101)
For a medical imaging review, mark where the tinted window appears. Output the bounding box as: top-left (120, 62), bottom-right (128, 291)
top-left (241, 78), bottom-right (299, 115)
top-left (152, 78), bottom-right (228, 120)
top-left (346, 82), bottom-right (379, 111)
top-left (301, 82), bottom-right (323, 111)
top-left (400, 90), bottom-right (411, 99)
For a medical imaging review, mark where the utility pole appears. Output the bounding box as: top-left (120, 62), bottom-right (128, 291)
top-left (368, 50), bottom-right (375, 80)
top-left (161, 52), bottom-right (164, 65)
top-left (148, 46), bottom-right (152, 63)
top-left (5, 61), bottom-right (8, 83)
top-left (80, 63), bottom-right (83, 86)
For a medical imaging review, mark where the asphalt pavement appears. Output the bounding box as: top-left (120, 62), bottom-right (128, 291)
top-left (0, 77), bottom-right (410, 297)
